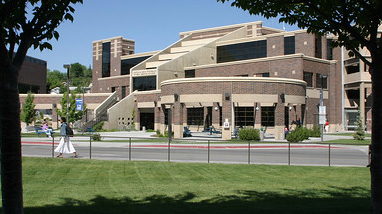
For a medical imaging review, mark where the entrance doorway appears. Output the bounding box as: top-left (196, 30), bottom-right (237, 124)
top-left (140, 112), bottom-right (154, 130)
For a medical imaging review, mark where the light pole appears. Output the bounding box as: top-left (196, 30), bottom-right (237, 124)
top-left (63, 64), bottom-right (71, 124)
top-left (319, 74), bottom-right (327, 144)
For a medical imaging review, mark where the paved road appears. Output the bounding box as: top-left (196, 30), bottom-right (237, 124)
top-left (21, 132), bottom-right (369, 167)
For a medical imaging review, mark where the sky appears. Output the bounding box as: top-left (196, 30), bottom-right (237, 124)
top-left (27, 0), bottom-right (299, 73)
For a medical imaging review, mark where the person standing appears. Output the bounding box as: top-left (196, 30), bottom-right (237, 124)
top-left (55, 117), bottom-right (78, 158)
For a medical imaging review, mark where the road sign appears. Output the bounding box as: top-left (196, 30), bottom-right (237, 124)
top-left (319, 106), bottom-right (326, 124)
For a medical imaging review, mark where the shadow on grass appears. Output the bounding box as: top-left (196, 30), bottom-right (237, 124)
top-left (21, 186), bottom-right (369, 214)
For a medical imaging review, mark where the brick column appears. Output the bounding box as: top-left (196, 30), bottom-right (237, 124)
top-left (173, 100), bottom-right (184, 139)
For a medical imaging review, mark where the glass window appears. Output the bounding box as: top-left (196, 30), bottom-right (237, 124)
top-left (121, 56), bottom-right (151, 75)
top-left (315, 35), bottom-right (322, 58)
top-left (284, 36), bottom-right (295, 55)
top-left (185, 69), bottom-right (195, 78)
top-left (262, 73), bottom-right (270, 77)
top-left (133, 76), bottom-right (156, 91)
top-left (327, 39), bottom-right (333, 60)
top-left (261, 107), bottom-right (275, 127)
top-left (187, 108), bottom-right (204, 125)
top-left (316, 74), bottom-right (328, 89)
top-left (217, 40), bottom-right (267, 63)
top-left (235, 107), bottom-right (254, 127)
top-left (303, 72), bottom-right (313, 87)
top-left (102, 42), bottom-right (111, 78)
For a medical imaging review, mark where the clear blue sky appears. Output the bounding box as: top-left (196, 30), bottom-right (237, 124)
top-left (28, 0), bottom-right (299, 73)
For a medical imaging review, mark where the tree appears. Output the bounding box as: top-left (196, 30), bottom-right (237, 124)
top-left (55, 91), bottom-right (86, 124)
top-left (217, 0), bottom-right (382, 212)
top-left (47, 69), bottom-right (66, 91)
top-left (20, 92), bottom-right (36, 126)
top-left (0, 1), bottom-right (83, 213)
top-left (353, 110), bottom-right (366, 141)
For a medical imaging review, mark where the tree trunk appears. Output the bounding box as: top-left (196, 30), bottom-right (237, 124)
top-left (370, 54), bottom-right (382, 214)
top-left (0, 65), bottom-right (24, 213)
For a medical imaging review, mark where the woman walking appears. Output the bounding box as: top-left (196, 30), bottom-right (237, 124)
top-left (55, 117), bottom-right (78, 158)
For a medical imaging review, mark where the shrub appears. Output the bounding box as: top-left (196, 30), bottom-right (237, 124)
top-left (310, 125), bottom-right (321, 137)
top-left (92, 133), bottom-right (102, 141)
top-left (238, 128), bottom-right (260, 141)
top-left (93, 121), bottom-right (104, 132)
top-left (353, 111), bottom-right (365, 140)
top-left (286, 127), bottom-right (310, 143)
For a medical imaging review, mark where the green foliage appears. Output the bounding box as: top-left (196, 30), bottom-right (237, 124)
top-left (47, 69), bottom-right (66, 90)
top-left (353, 111), bottom-right (365, 140)
top-left (158, 130), bottom-right (174, 138)
top-left (310, 125), bottom-right (321, 137)
top-left (238, 128), bottom-right (260, 141)
top-left (286, 127), bottom-right (310, 143)
top-left (93, 121), bottom-right (104, 132)
top-left (69, 63), bottom-right (92, 91)
top-left (91, 133), bottom-right (102, 141)
top-left (55, 91), bottom-right (86, 123)
top-left (21, 92), bottom-right (36, 126)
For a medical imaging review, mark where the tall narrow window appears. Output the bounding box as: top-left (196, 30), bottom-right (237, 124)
top-left (316, 74), bottom-right (328, 89)
top-left (327, 39), bottom-right (333, 60)
top-left (261, 107), bottom-right (275, 127)
top-left (303, 72), bottom-right (314, 87)
top-left (102, 42), bottom-right (111, 78)
top-left (284, 36), bottom-right (295, 55)
top-left (315, 35), bottom-right (322, 58)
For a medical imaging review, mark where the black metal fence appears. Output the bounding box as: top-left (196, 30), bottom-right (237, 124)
top-left (43, 135), bottom-right (369, 167)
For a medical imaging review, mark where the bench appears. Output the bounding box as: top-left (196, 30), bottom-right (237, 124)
top-left (86, 127), bottom-right (95, 134)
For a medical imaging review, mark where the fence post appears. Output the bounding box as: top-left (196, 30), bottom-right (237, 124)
top-left (129, 137), bottom-right (132, 161)
top-left (248, 141), bottom-right (251, 164)
top-left (328, 143), bottom-right (331, 166)
top-left (52, 136), bottom-right (55, 158)
top-left (168, 138), bottom-right (171, 162)
top-left (288, 143), bottom-right (291, 165)
top-left (208, 140), bottom-right (210, 163)
top-left (89, 136), bottom-right (92, 159)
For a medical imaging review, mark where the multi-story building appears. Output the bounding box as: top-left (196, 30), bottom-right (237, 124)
top-left (92, 21), bottom-right (346, 140)
top-left (19, 55), bottom-right (47, 94)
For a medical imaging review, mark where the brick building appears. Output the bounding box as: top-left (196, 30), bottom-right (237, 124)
top-left (19, 55), bottom-right (47, 94)
top-left (92, 21), bottom-right (354, 139)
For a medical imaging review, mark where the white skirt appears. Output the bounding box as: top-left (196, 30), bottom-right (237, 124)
top-left (54, 137), bottom-right (76, 154)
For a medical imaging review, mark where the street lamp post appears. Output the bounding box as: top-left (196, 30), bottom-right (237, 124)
top-left (319, 74), bottom-right (327, 144)
top-left (63, 64), bottom-right (71, 124)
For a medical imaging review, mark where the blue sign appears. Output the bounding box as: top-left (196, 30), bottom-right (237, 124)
top-left (76, 99), bottom-right (83, 111)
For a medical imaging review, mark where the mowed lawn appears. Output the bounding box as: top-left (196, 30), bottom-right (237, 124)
top-left (13, 157), bottom-right (370, 213)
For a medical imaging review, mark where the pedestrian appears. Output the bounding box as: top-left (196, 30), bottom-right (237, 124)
top-left (325, 120), bottom-right (329, 132)
top-left (42, 120), bottom-right (52, 138)
top-left (55, 117), bottom-right (78, 158)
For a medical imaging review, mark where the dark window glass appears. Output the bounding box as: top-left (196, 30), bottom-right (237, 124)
top-left (19, 83), bottom-right (40, 94)
top-left (121, 56), bottom-right (151, 75)
top-left (187, 108), bottom-right (204, 125)
top-left (316, 74), bottom-right (328, 89)
top-left (284, 36), bottom-right (295, 55)
top-left (346, 65), bottom-right (359, 74)
top-left (262, 73), bottom-right (270, 77)
top-left (235, 107), bottom-right (254, 127)
top-left (327, 39), bottom-right (333, 60)
top-left (185, 69), bottom-right (195, 78)
top-left (261, 107), bottom-right (275, 127)
top-left (102, 42), bottom-right (111, 77)
top-left (132, 76), bottom-right (156, 91)
top-left (111, 87), bottom-right (116, 92)
top-left (121, 86), bottom-right (127, 98)
top-left (303, 72), bottom-right (313, 87)
top-left (315, 35), bottom-right (322, 58)
top-left (217, 40), bottom-right (267, 63)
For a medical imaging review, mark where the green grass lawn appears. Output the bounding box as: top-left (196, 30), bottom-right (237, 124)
top-left (11, 157), bottom-right (371, 213)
